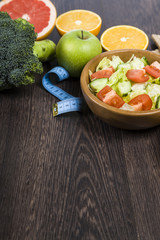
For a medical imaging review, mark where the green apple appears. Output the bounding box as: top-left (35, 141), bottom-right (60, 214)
top-left (56, 30), bottom-right (102, 77)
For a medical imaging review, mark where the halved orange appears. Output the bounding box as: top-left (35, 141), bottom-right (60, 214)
top-left (56, 9), bottom-right (102, 36)
top-left (100, 25), bottom-right (149, 51)
top-left (0, 0), bottom-right (57, 40)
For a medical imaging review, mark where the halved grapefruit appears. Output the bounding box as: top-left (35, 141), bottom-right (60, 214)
top-left (0, 0), bottom-right (57, 40)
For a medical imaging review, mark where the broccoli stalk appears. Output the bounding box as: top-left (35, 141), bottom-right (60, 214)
top-left (0, 12), bottom-right (44, 90)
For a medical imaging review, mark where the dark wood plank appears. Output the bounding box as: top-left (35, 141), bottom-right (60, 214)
top-left (122, 129), bottom-right (160, 240)
top-left (1, 0), bottom-right (160, 239)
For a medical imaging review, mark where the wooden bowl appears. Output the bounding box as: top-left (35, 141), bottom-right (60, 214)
top-left (80, 49), bottom-right (160, 130)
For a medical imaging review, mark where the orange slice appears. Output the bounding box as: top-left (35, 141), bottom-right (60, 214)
top-left (100, 25), bottom-right (149, 51)
top-left (56, 9), bottom-right (102, 36)
top-left (0, 0), bottom-right (57, 40)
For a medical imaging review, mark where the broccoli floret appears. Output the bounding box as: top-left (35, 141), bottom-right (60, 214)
top-left (0, 12), bottom-right (43, 90)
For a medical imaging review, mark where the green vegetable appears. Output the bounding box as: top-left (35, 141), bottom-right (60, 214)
top-left (130, 57), bottom-right (145, 69)
top-left (145, 84), bottom-right (160, 108)
top-left (96, 55), bottom-right (123, 71)
top-left (110, 55), bottom-right (124, 70)
top-left (141, 56), bottom-right (149, 66)
top-left (108, 68), bottom-right (128, 86)
top-left (116, 80), bottom-right (131, 97)
top-left (117, 62), bottom-right (131, 71)
top-left (89, 55), bottom-right (160, 110)
top-left (0, 12), bottom-right (43, 90)
top-left (123, 89), bottom-right (147, 103)
top-left (89, 78), bottom-right (108, 93)
top-left (155, 95), bottom-right (160, 109)
top-left (33, 39), bottom-right (56, 62)
top-left (146, 84), bottom-right (160, 97)
top-left (118, 56), bottom-right (147, 72)
top-left (120, 103), bottom-right (134, 111)
top-left (131, 82), bottom-right (149, 92)
top-left (96, 57), bottom-right (111, 71)
top-left (155, 78), bottom-right (160, 84)
top-left (148, 77), bottom-right (160, 85)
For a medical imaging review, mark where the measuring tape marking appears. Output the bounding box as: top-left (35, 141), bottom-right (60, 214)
top-left (42, 66), bottom-right (83, 116)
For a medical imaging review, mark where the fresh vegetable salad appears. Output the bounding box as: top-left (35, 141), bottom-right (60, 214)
top-left (88, 55), bottom-right (160, 111)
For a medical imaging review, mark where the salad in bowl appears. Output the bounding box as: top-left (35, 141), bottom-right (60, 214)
top-left (88, 54), bottom-right (160, 111)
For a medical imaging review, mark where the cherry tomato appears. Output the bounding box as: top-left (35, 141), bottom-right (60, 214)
top-left (144, 65), bottom-right (160, 78)
top-left (97, 85), bottom-right (125, 108)
top-left (128, 94), bottom-right (152, 111)
top-left (126, 69), bottom-right (149, 83)
top-left (91, 67), bottom-right (114, 80)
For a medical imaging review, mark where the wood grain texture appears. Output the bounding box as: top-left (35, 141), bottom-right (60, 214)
top-left (0, 0), bottom-right (160, 239)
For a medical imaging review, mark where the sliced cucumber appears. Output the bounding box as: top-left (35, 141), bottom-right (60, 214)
top-left (155, 95), bottom-right (160, 109)
top-left (116, 80), bottom-right (131, 97)
top-left (89, 78), bottom-right (108, 93)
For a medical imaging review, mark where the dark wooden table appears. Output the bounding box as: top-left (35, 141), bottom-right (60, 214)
top-left (1, 0), bottom-right (160, 239)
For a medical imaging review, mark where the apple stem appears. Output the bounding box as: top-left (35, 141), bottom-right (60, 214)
top-left (81, 30), bottom-right (83, 40)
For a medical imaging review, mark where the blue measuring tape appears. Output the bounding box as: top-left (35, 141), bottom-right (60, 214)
top-left (42, 66), bottom-right (83, 116)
